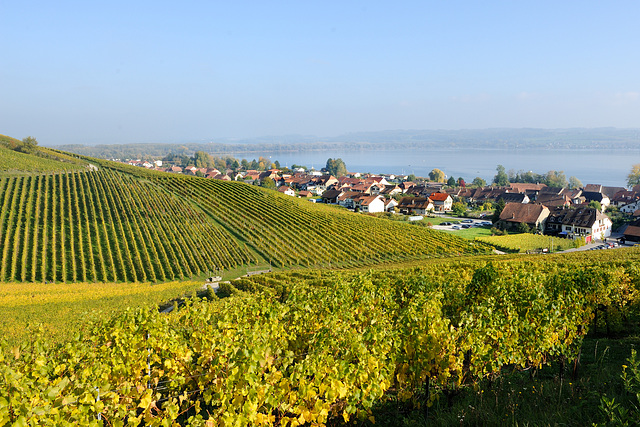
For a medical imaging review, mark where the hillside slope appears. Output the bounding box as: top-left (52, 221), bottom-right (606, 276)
top-left (0, 134), bottom-right (89, 173)
top-left (0, 169), bottom-right (253, 282)
top-left (0, 146), bottom-right (494, 283)
top-left (93, 159), bottom-right (493, 267)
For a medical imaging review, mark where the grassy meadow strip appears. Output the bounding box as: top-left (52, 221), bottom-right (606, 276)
top-left (0, 280), bottom-right (204, 345)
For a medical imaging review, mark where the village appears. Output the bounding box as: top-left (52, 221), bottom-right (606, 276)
top-left (122, 158), bottom-right (640, 246)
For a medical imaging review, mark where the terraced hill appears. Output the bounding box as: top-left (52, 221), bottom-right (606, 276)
top-left (0, 147), bottom-right (493, 282)
top-left (0, 134), bottom-right (90, 173)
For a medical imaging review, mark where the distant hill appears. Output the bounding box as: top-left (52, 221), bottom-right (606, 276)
top-left (54, 128), bottom-right (640, 159)
top-left (0, 141), bottom-right (493, 283)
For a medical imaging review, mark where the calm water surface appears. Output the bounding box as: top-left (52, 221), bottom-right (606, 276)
top-left (236, 148), bottom-right (640, 187)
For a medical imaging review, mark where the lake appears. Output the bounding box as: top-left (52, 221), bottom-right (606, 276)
top-left (233, 147), bottom-right (640, 187)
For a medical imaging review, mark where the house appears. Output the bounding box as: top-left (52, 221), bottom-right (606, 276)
top-left (623, 219), bottom-right (640, 242)
top-left (397, 197), bottom-right (434, 215)
top-left (277, 186), bottom-right (295, 196)
top-left (320, 189), bottom-right (344, 204)
top-left (379, 185), bottom-right (403, 197)
top-left (337, 191), bottom-right (362, 209)
top-left (298, 190), bottom-right (312, 198)
top-left (534, 193), bottom-right (572, 209)
top-left (545, 207), bottom-right (612, 242)
top-left (621, 200), bottom-right (640, 214)
top-left (611, 190), bottom-right (640, 208)
top-left (356, 195), bottom-right (385, 213)
top-left (385, 198), bottom-right (398, 212)
top-left (399, 181), bottom-right (416, 193)
top-left (429, 193), bottom-right (453, 212)
top-left (496, 203), bottom-right (550, 232)
top-left (581, 191), bottom-right (610, 209)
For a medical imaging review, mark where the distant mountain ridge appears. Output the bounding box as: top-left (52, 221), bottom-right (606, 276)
top-left (53, 128), bottom-right (640, 159)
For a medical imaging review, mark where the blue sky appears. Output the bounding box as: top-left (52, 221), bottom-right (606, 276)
top-left (2, 1), bottom-right (639, 145)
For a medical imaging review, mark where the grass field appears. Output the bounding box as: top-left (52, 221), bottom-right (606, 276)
top-left (439, 226), bottom-right (494, 239)
top-left (0, 280), bottom-right (205, 345)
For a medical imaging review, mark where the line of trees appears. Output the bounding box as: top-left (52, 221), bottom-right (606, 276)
top-left (493, 165), bottom-right (582, 189)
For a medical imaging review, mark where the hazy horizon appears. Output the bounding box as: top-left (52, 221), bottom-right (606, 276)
top-left (3, 1), bottom-right (639, 145)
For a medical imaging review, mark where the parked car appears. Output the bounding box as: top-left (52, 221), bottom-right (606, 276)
top-left (462, 219), bottom-right (473, 223)
top-left (452, 225), bottom-right (461, 230)
top-left (461, 224), bottom-right (471, 229)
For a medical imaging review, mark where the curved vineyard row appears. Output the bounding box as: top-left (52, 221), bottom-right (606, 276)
top-left (0, 170), bottom-right (252, 282)
top-left (149, 173), bottom-right (493, 267)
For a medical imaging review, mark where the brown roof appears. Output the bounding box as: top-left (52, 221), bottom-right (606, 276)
top-left (499, 203), bottom-right (548, 224)
top-left (546, 207), bottom-right (609, 228)
top-left (509, 183), bottom-right (546, 192)
top-left (624, 225), bottom-right (640, 237)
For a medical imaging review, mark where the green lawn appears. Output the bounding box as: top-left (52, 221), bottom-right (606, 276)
top-left (439, 226), bottom-right (493, 239)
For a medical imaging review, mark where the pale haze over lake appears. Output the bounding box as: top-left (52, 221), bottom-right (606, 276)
top-left (240, 148), bottom-right (640, 188)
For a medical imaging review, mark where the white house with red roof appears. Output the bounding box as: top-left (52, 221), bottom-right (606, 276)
top-left (429, 192), bottom-right (453, 212)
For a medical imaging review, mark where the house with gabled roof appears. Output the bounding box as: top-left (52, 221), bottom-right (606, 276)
top-left (611, 190), bottom-right (640, 208)
top-left (497, 203), bottom-right (550, 232)
top-left (545, 207), bottom-right (611, 242)
top-left (429, 192), bottom-right (453, 212)
top-left (582, 191), bottom-right (610, 209)
top-left (535, 193), bottom-right (572, 209)
top-left (623, 218), bottom-right (640, 242)
top-left (379, 185), bottom-right (402, 197)
top-left (397, 196), bottom-right (434, 215)
top-left (385, 198), bottom-right (398, 212)
top-left (356, 195), bottom-right (385, 213)
top-left (277, 186), bottom-right (295, 196)
top-left (399, 181), bottom-right (415, 193)
top-left (321, 189), bottom-right (344, 204)
top-left (337, 191), bottom-right (363, 209)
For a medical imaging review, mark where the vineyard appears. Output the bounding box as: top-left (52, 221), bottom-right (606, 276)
top-left (3, 248), bottom-right (640, 425)
top-left (0, 169), bottom-right (254, 282)
top-left (476, 233), bottom-right (582, 253)
top-left (89, 158), bottom-right (494, 268)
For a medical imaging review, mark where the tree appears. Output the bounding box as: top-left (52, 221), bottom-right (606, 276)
top-left (193, 151), bottom-right (212, 168)
top-left (19, 136), bottom-right (38, 154)
top-left (628, 164), bottom-right (640, 188)
top-left (589, 200), bottom-right (602, 212)
top-left (492, 198), bottom-right (506, 223)
top-left (493, 165), bottom-right (509, 186)
top-left (447, 176), bottom-right (456, 187)
top-left (545, 170), bottom-right (567, 188)
top-left (274, 160), bottom-right (281, 169)
top-left (407, 174), bottom-right (417, 182)
top-left (325, 158), bottom-right (347, 177)
top-left (451, 201), bottom-right (466, 216)
top-left (472, 177), bottom-right (487, 188)
top-left (429, 168), bottom-right (446, 183)
top-left (457, 177), bottom-right (466, 187)
top-left (568, 176), bottom-right (583, 190)
top-left (259, 177), bottom-right (276, 189)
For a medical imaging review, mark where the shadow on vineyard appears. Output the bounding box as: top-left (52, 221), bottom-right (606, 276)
top-left (365, 327), bottom-right (640, 426)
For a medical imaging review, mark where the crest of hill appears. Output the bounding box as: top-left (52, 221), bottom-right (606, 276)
top-left (0, 134), bottom-right (90, 174)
